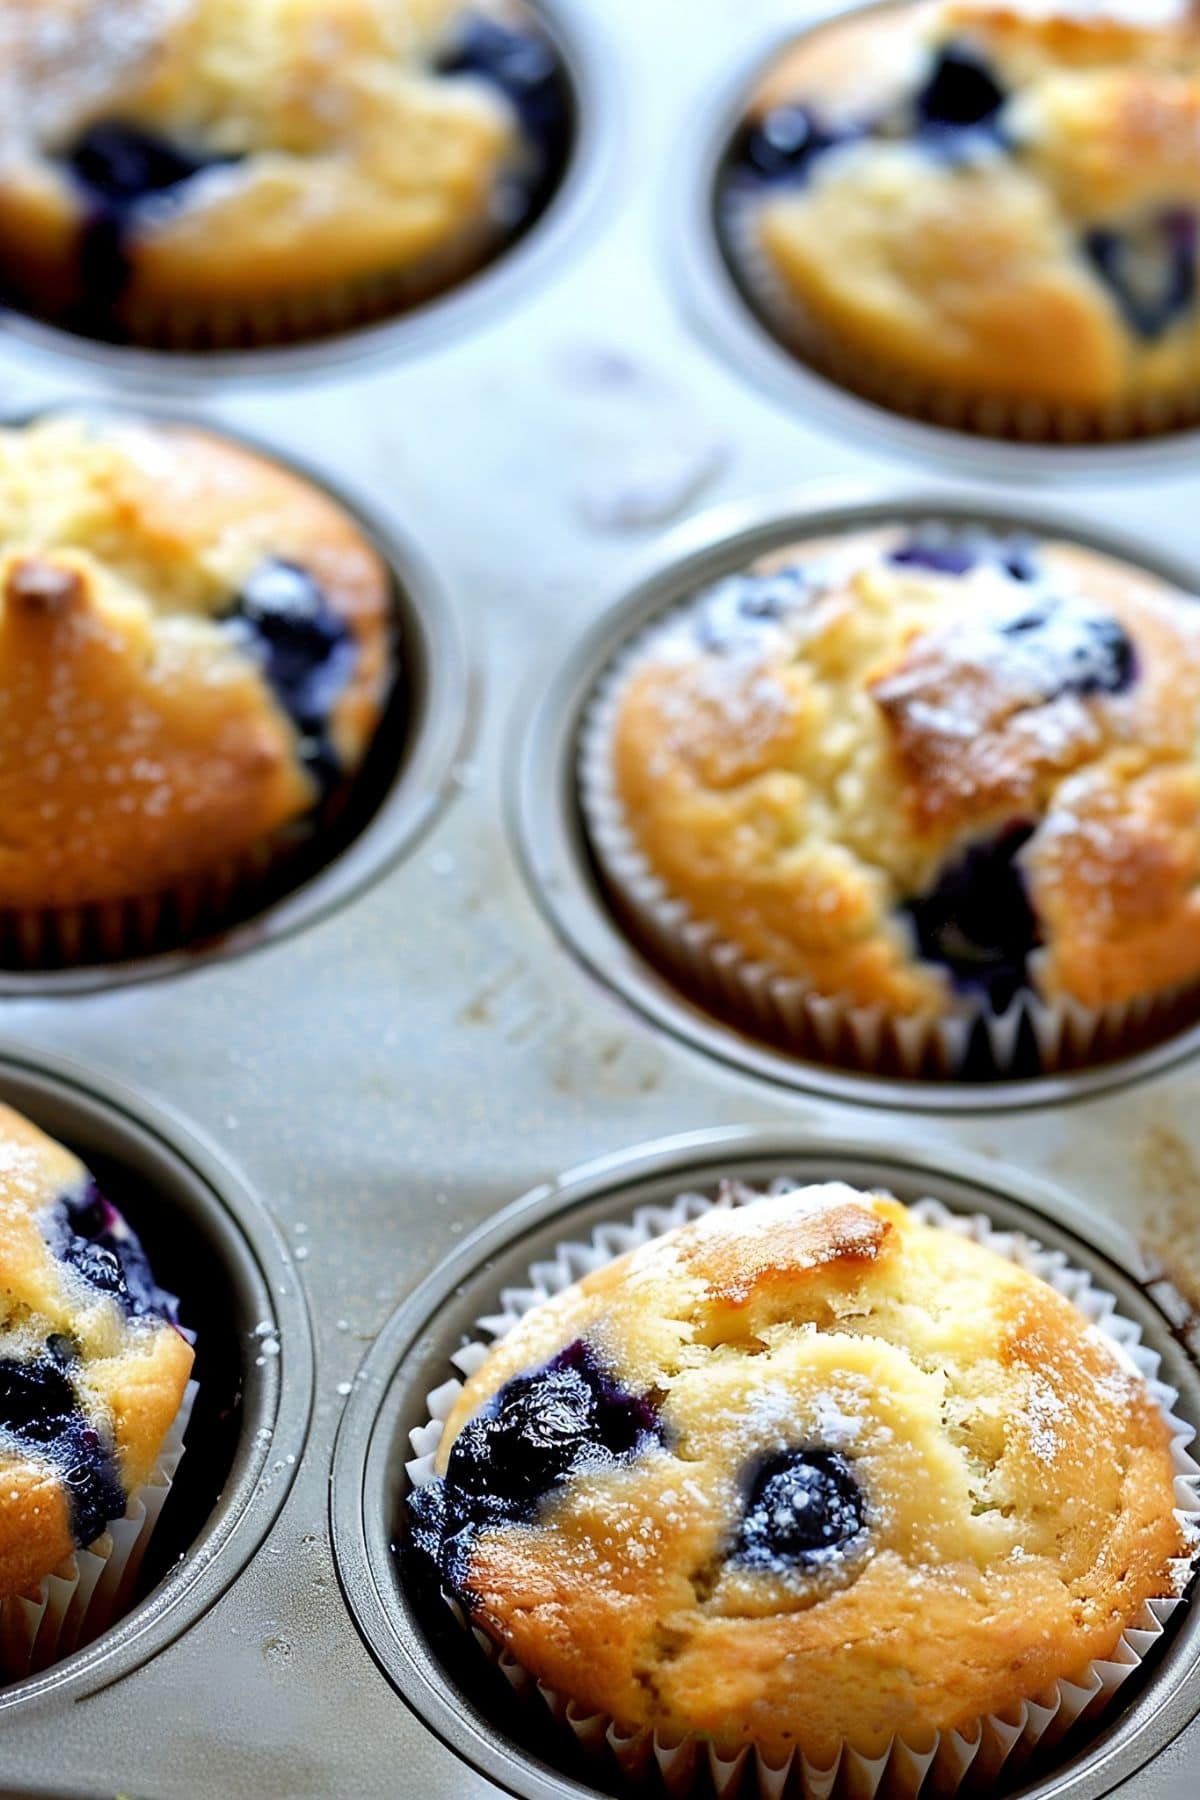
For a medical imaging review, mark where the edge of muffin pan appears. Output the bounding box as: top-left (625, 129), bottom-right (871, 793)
top-left (0, 405), bottom-right (473, 998)
top-left (669, 3), bottom-right (1200, 485)
top-left (0, 0), bottom-right (614, 391)
top-left (510, 483), bottom-right (1200, 1116)
top-left (329, 1124), bottom-right (1200, 1800)
top-left (0, 1042), bottom-right (313, 1710)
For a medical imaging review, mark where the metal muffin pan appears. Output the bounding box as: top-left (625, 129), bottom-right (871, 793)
top-left (0, 0), bottom-right (614, 390)
top-left (0, 1045), bottom-right (312, 1713)
top-left (0, 405), bottom-right (473, 998)
top-left (0, 0), bottom-right (1197, 1793)
top-left (670, 0), bottom-right (1200, 486)
top-left (514, 485), bottom-right (1200, 1115)
top-left (331, 1126), bottom-right (1200, 1800)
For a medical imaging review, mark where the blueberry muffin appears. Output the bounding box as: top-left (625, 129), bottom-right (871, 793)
top-left (0, 1103), bottom-right (193, 1656)
top-left (722, 0), bottom-right (1200, 439)
top-left (0, 0), bottom-right (571, 349)
top-left (408, 1185), bottom-right (1191, 1771)
top-left (584, 524), bottom-right (1200, 1073)
top-left (0, 412), bottom-right (394, 964)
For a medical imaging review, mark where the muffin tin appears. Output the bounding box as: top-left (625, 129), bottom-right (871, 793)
top-left (0, 0), bottom-right (1199, 1794)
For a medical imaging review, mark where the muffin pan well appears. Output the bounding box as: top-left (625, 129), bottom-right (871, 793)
top-left (0, 0), bottom-right (611, 389)
top-left (514, 488), bottom-right (1200, 1113)
top-left (331, 1128), bottom-right (1200, 1800)
top-left (0, 410), bottom-right (471, 996)
top-left (672, 2), bottom-right (1200, 484)
top-left (0, 1047), bottom-right (312, 1709)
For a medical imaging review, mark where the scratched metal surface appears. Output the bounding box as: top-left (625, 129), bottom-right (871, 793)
top-left (0, 0), bottom-right (1198, 1795)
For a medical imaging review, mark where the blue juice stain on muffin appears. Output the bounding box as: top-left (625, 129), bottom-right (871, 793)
top-left (60, 123), bottom-right (240, 338)
top-left (406, 1338), bottom-right (664, 1596)
top-left (223, 560), bottom-right (360, 795)
top-left (0, 1347), bottom-right (125, 1550)
top-left (1083, 210), bottom-right (1199, 341)
top-left (45, 1179), bottom-right (180, 1327)
top-left (734, 1448), bottom-right (867, 1571)
top-left (436, 15), bottom-right (572, 218)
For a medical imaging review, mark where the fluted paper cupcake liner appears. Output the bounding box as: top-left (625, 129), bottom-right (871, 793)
top-left (0, 1376), bottom-right (197, 1681)
top-left (110, 212), bottom-right (510, 353)
top-left (408, 1183), bottom-right (1200, 1800)
top-left (577, 610), bottom-right (1200, 1081)
top-left (720, 184), bottom-right (1200, 447)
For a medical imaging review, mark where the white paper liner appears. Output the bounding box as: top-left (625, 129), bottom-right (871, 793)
top-left (407, 1182), bottom-right (1200, 1800)
top-left (577, 600), bottom-right (1200, 1082)
top-left (719, 180), bottom-right (1200, 447)
top-left (0, 1376), bottom-right (198, 1681)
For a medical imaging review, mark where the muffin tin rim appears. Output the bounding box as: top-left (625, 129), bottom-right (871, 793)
top-left (668, 0), bottom-right (1200, 485)
top-left (0, 1040), bottom-right (315, 1711)
top-left (329, 1123), bottom-right (1200, 1800)
top-left (0, 0), bottom-right (617, 391)
top-left (0, 400), bottom-right (475, 997)
top-left (510, 480), bottom-right (1200, 1116)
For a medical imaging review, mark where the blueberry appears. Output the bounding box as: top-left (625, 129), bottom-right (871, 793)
top-left (66, 124), bottom-right (221, 207)
top-left (734, 1450), bottom-right (866, 1570)
top-left (1084, 210), bottom-right (1198, 341)
top-left (915, 44), bottom-right (1007, 133)
top-left (902, 822), bottom-right (1039, 1010)
top-left (59, 123), bottom-right (239, 335)
top-left (436, 17), bottom-right (570, 207)
top-left (46, 1180), bottom-right (179, 1325)
top-left (406, 1339), bottom-right (663, 1597)
top-left (0, 1352), bottom-right (125, 1549)
top-left (732, 105), bottom-right (856, 185)
top-left (995, 596), bottom-right (1136, 699)
top-left (889, 534), bottom-right (1037, 581)
top-left (223, 560), bottom-right (359, 790)
top-left (695, 566), bottom-right (808, 652)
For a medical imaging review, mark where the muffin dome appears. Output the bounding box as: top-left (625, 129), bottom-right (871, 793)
top-left (0, 1103), bottom-right (193, 1603)
top-left (724, 0), bottom-right (1200, 437)
top-left (408, 1184), bottom-right (1190, 1766)
top-left (0, 0), bottom-right (570, 348)
top-left (0, 412), bottom-right (392, 942)
top-left (595, 526), bottom-right (1200, 1026)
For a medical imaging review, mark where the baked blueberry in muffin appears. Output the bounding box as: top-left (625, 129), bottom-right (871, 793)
top-left (0, 0), bottom-right (571, 349)
top-left (0, 1104), bottom-right (192, 1613)
top-left (0, 412), bottom-right (394, 964)
top-left (722, 1), bottom-right (1200, 438)
top-left (584, 522), bottom-right (1200, 1073)
top-left (407, 1185), bottom-right (1192, 1768)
